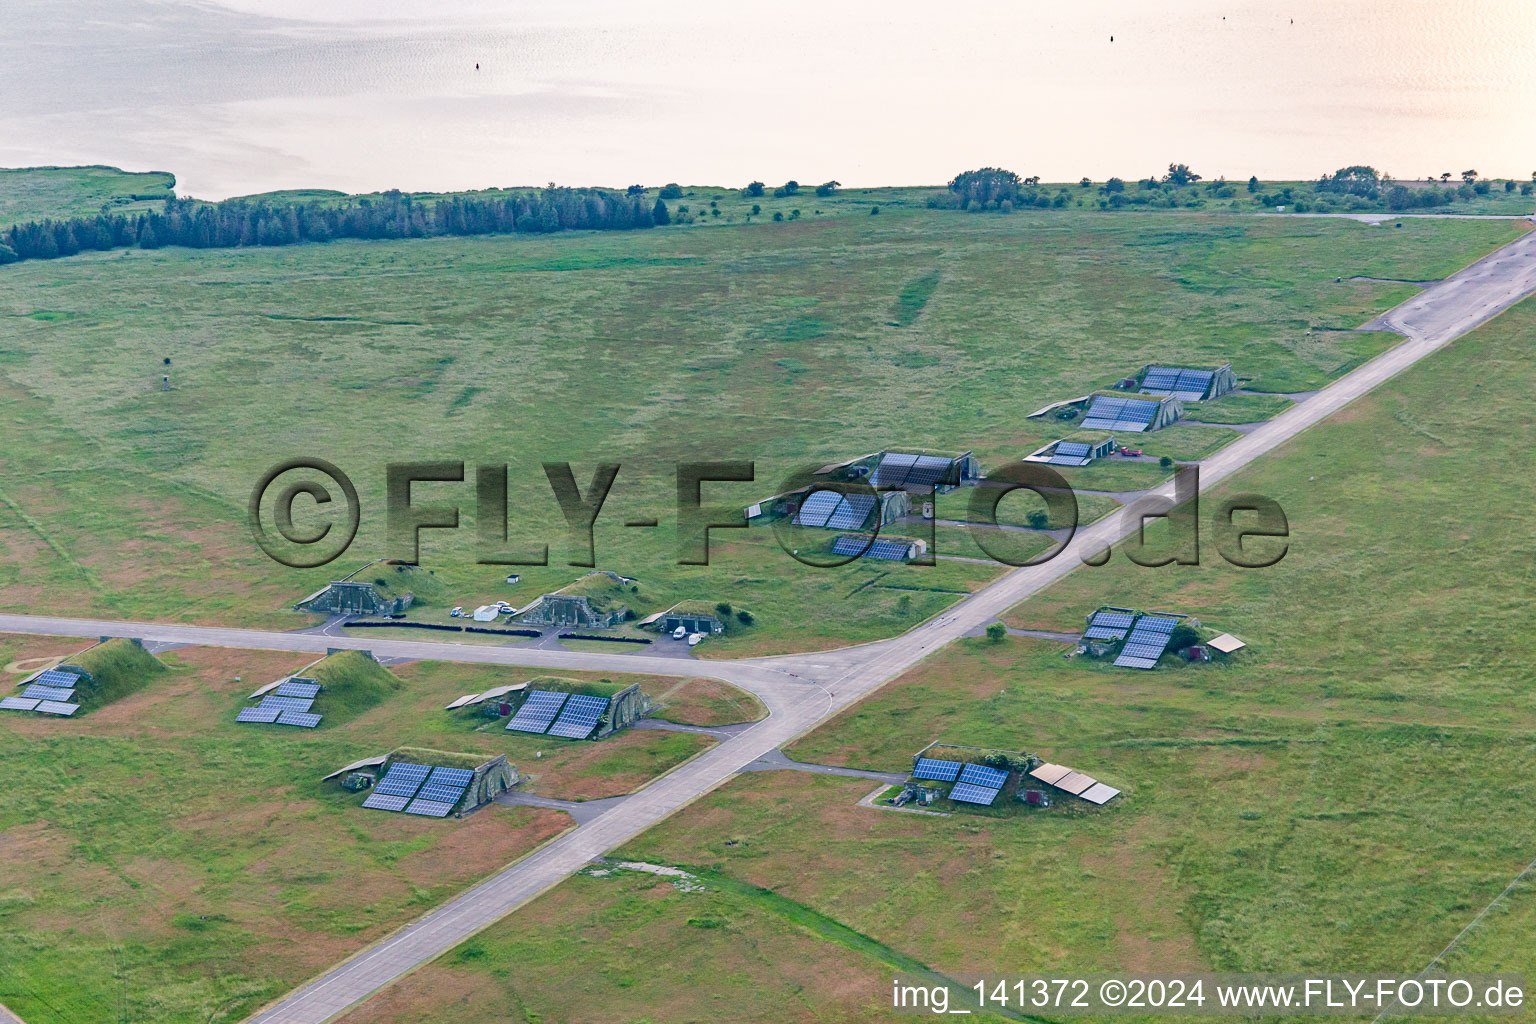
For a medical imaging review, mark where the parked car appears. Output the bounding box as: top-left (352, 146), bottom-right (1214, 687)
top-left (672, 625), bottom-right (687, 640)
top-left (687, 633), bottom-right (704, 647)
top-left (450, 606), bottom-right (464, 618)
top-left (1119, 448), bottom-right (1142, 457)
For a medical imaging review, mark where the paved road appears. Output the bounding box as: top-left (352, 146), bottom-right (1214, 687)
top-left (3, 223), bottom-right (1534, 1024)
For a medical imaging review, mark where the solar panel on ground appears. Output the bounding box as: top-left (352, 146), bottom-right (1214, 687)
top-left (827, 493), bottom-right (875, 529)
top-left (546, 694), bottom-right (610, 739)
top-left (505, 689), bottom-right (570, 733)
top-left (958, 763), bottom-right (1009, 788)
top-left (236, 706), bottom-right (282, 723)
top-left (21, 684), bottom-right (75, 702)
top-left (1113, 656), bottom-right (1161, 669)
top-left (902, 454), bottom-right (958, 488)
top-left (1054, 771), bottom-right (1098, 795)
top-left (361, 792), bottom-right (411, 812)
top-left (912, 757), bottom-right (963, 782)
top-left (1080, 783), bottom-right (1121, 805)
top-left (1136, 615), bottom-right (1180, 632)
top-left (35, 701), bottom-right (80, 716)
top-left (1029, 763), bottom-right (1072, 786)
top-left (258, 695), bottom-right (315, 713)
top-left (1142, 367), bottom-right (1213, 400)
top-left (277, 711), bottom-right (322, 728)
top-left (1083, 394), bottom-right (1161, 432)
top-left (275, 680), bottom-right (321, 699)
top-left (374, 764), bottom-right (430, 798)
top-left (0, 696), bottom-right (41, 711)
top-left (416, 782), bottom-right (468, 805)
top-left (32, 669), bottom-right (81, 688)
top-left (793, 490), bottom-right (843, 527)
top-left (1091, 610), bottom-right (1135, 629)
top-left (1048, 440), bottom-right (1095, 467)
top-left (830, 534), bottom-right (910, 561)
top-left (427, 766), bottom-right (475, 787)
top-left (404, 798), bottom-right (456, 818)
top-left (948, 782), bottom-right (1002, 805)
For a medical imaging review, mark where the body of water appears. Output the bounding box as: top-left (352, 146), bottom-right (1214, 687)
top-left (3, 0), bottom-right (1533, 197)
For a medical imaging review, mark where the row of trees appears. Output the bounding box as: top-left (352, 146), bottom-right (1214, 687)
top-left (0, 187), bottom-right (663, 265)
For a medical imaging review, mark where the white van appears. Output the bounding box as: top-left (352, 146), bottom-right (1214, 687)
top-left (671, 625), bottom-right (687, 640)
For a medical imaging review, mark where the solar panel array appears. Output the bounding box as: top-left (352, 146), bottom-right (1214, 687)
top-left (912, 757), bottom-right (963, 782)
top-left (275, 679), bottom-right (321, 699)
top-left (363, 761), bottom-right (473, 818)
top-left (958, 763), bottom-right (1009, 789)
top-left (1083, 608), bottom-right (1135, 641)
top-left (949, 782), bottom-right (1003, 805)
top-left (21, 683), bottom-right (74, 702)
top-left (546, 694), bottom-right (611, 739)
top-left (869, 453), bottom-right (957, 489)
top-left (1081, 395), bottom-right (1162, 432)
top-left (1047, 440), bottom-right (1096, 467)
top-left (830, 535), bottom-right (911, 562)
top-left (1113, 612), bottom-right (1181, 669)
top-left (1142, 366), bottom-right (1215, 401)
top-left (505, 689), bottom-right (570, 733)
top-left (793, 490), bottom-right (876, 530)
top-left (236, 683), bottom-right (326, 727)
top-left (0, 669), bottom-right (87, 718)
top-left (1029, 762), bottom-right (1123, 805)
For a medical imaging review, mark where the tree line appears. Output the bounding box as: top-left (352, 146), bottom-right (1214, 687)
top-left (0, 187), bottom-right (665, 265)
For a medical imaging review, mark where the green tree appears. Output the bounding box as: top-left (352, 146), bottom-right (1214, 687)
top-left (986, 622), bottom-right (1007, 643)
top-left (1247, 175), bottom-right (1259, 192)
top-left (772, 211), bottom-right (784, 222)
top-left (744, 181), bottom-right (765, 197)
top-left (1163, 163), bottom-right (1201, 186)
top-left (659, 183), bottom-right (684, 199)
top-left (652, 198), bottom-right (670, 225)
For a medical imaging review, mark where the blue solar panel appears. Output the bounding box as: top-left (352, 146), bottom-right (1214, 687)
top-left (277, 711), bottom-right (322, 728)
top-left (794, 490), bottom-right (875, 529)
top-left (958, 764), bottom-right (1009, 788)
top-left (275, 680), bottom-right (321, 699)
top-left (362, 792), bottom-right (410, 812)
top-left (236, 706), bottom-right (281, 723)
top-left (1091, 610), bottom-right (1135, 629)
top-left (912, 758), bottom-right (963, 782)
top-left (506, 690), bottom-right (569, 733)
top-left (22, 684), bottom-right (75, 702)
top-left (259, 695), bottom-right (315, 713)
top-left (32, 669), bottom-right (81, 688)
top-left (404, 799), bottom-right (455, 818)
top-left (1055, 442), bottom-right (1091, 458)
top-left (0, 696), bottom-right (41, 711)
top-left (830, 535), bottom-right (910, 561)
top-left (35, 701), bottom-right (80, 716)
top-left (416, 782), bottom-right (468, 805)
top-left (1136, 615), bottom-right (1180, 632)
top-left (375, 763), bottom-right (430, 798)
top-left (427, 766), bottom-right (475, 787)
top-left (386, 762), bottom-right (432, 781)
top-left (547, 695), bottom-right (609, 739)
top-left (948, 783), bottom-right (1002, 805)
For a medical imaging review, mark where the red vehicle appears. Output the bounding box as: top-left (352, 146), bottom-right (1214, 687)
top-left (1119, 448), bottom-right (1143, 457)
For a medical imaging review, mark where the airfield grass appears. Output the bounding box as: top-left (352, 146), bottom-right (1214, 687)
top-left (333, 297), bottom-right (1536, 1024)
top-left (0, 638), bottom-right (757, 1024)
top-left (0, 210), bottom-right (1524, 656)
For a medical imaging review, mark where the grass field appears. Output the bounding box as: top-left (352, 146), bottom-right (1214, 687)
top-left (0, 202), bottom-right (1522, 656)
top-left (0, 631), bottom-right (762, 1024)
top-left (0, 166), bottom-right (176, 225)
top-left (326, 295), bottom-right (1536, 1024)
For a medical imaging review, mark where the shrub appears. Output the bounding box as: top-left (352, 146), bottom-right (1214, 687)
top-left (986, 622), bottom-right (1007, 643)
top-left (744, 181), bottom-right (764, 197)
top-left (772, 211), bottom-right (783, 222)
top-left (1159, 455), bottom-right (1175, 469)
top-left (660, 183), bottom-right (684, 199)
top-left (715, 602), bottom-right (732, 616)
top-left (1026, 509), bottom-right (1049, 529)
top-left (736, 609), bottom-right (754, 626)
top-left (870, 206), bottom-right (880, 215)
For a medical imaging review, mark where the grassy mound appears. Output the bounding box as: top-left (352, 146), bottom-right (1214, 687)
top-left (388, 746), bottom-right (491, 771)
top-left (523, 675), bottom-right (629, 699)
top-left (65, 639), bottom-right (166, 709)
top-left (309, 650), bottom-right (401, 726)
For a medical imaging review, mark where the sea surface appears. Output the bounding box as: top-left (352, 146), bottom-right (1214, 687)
top-left (2, 0), bottom-right (1533, 198)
